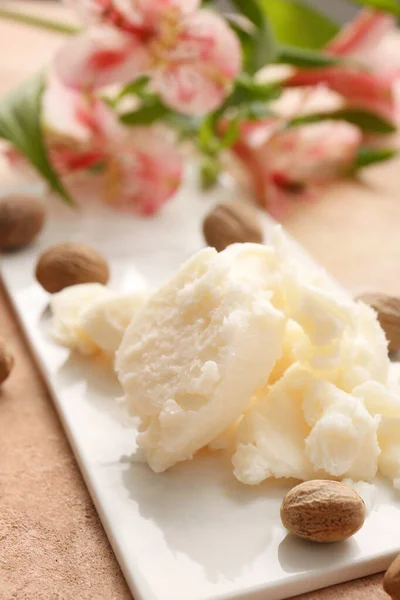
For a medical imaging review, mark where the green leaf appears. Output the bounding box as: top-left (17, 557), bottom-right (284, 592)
top-left (220, 115), bottom-right (241, 148)
top-left (231, 73), bottom-right (281, 104)
top-left (354, 146), bottom-right (397, 169)
top-left (289, 107), bottom-right (396, 134)
top-left (276, 45), bottom-right (343, 68)
top-left (198, 114), bottom-right (221, 155)
top-left (200, 156), bottom-right (221, 190)
top-left (349, 0), bottom-right (400, 18)
top-left (231, 0), bottom-right (277, 74)
top-left (197, 108), bottom-right (241, 155)
top-left (248, 21), bottom-right (277, 74)
top-left (261, 0), bottom-right (339, 50)
top-left (119, 98), bottom-right (170, 125)
top-left (116, 76), bottom-right (150, 103)
top-left (230, 0), bottom-right (265, 28)
top-left (242, 102), bottom-right (274, 120)
top-left (0, 73), bottom-right (72, 204)
top-left (166, 114), bottom-right (201, 140)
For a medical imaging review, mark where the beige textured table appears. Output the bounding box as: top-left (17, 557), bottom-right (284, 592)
top-left (0, 3), bottom-right (397, 599)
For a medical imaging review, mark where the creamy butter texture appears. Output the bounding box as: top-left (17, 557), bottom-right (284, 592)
top-left (49, 227), bottom-right (400, 489)
top-left (80, 290), bottom-right (149, 354)
top-left (50, 283), bottom-right (111, 355)
top-left (115, 244), bottom-right (286, 472)
top-left (50, 284), bottom-right (148, 356)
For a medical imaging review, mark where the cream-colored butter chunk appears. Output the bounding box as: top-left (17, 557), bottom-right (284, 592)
top-left (302, 375), bottom-right (380, 481)
top-left (50, 283), bottom-right (111, 354)
top-left (116, 244), bottom-right (286, 473)
top-left (80, 290), bottom-right (149, 354)
top-left (233, 366), bottom-right (314, 485)
top-left (337, 302), bottom-right (390, 392)
top-left (233, 364), bottom-right (380, 485)
top-left (354, 380), bottom-right (400, 489)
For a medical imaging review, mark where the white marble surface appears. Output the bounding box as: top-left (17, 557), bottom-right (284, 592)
top-left (2, 173), bottom-right (400, 600)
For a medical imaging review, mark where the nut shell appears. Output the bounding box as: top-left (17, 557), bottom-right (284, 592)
top-left (35, 243), bottom-right (110, 293)
top-left (203, 200), bottom-right (263, 252)
top-left (280, 480), bottom-right (365, 543)
top-left (0, 341), bottom-right (14, 385)
top-left (357, 293), bottom-right (400, 352)
top-left (384, 553), bottom-right (400, 599)
top-left (0, 194), bottom-right (46, 250)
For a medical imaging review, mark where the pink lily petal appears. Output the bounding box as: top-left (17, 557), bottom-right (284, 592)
top-left (286, 67), bottom-right (392, 105)
top-left (125, 0), bottom-right (201, 27)
top-left (55, 27), bottom-right (150, 89)
top-left (230, 136), bottom-right (311, 221)
top-left (104, 127), bottom-right (183, 214)
top-left (229, 119), bottom-right (279, 202)
top-left (43, 78), bottom-right (116, 176)
top-left (264, 121), bottom-right (362, 184)
top-left (153, 10), bottom-right (242, 115)
top-left (65, 0), bottom-right (200, 31)
top-left (232, 120), bottom-right (361, 220)
top-left (285, 67), bottom-right (396, 123)
top-left (326, 8), bottom-right (396, 57)
top-left (49, 145), bottom-right (105, 175)
top-left (42, 74), bottom-right (95, 142)
top-left (63, 0), bottom-right (146, 31)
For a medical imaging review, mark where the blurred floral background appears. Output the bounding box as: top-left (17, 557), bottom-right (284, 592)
top-left (0, 0), bottom-right (399, 219)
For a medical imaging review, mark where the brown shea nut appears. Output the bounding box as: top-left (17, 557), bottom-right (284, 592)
top-left (0, 341), bottom-right (14, 385)
top-left (384, 554), bottom-right (400, 599)
top-left (35, 242), bottom-right (110, 294)
top-left (357, 293), bottom-right (400, 352)
top-left (0, 194), bottom-right (46, 250)
top-left (203, 199), bottom-right (263, 252)
top-left (280, 480), bottom-right (365, 543)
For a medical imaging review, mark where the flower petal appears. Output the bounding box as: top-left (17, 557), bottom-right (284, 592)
top-left (43, 74), bottom-right (93, 142)
top-left (285, 67), bottom-right (396, 123)
top-left (153, 10), bottom-right (242, 115)
top-left (264, 121), bottom-right (362, 184)
top-left (104, 127), bottom-right (183, 214)
top-left (232, 119), bottom-right (362, 220)
top-left (49, 145), bottom-right (105, 175)
top-left (326, 9), bottom-right (396, 58)
top-left (55, 27), bottom-right (150, 89)
top-left (116, 0), bottom-right (201, 28)
top-left (63, 0), bottom-right (146, 31)
top-left (72, 0), bottom-right (201, 31)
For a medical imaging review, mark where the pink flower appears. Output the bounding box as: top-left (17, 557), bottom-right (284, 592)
top-left (42, 75), bottom-right (109, 174)
top-left (64, 0), bottom-right (201, 30)
top-left (55, 27), bottom-right (150, 90)
top-left (103, 127), bottom-right (183, 215)
top-left (283, 9), bottom-right (399, 125)
top-left (68, 98), bottom-right (184, 214)
top-left (325, 9), bottom-right (396, 58)
top-left (285, 67), bottom-right (397, 124)
top-left (56, 0), bottom-right (242, 115)
top-left (72, 96), bottom-right (184, 214)
top-left (232, 120), bottom-right (361, 220)
top-left (4, 76), bottom-right (183, 215)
